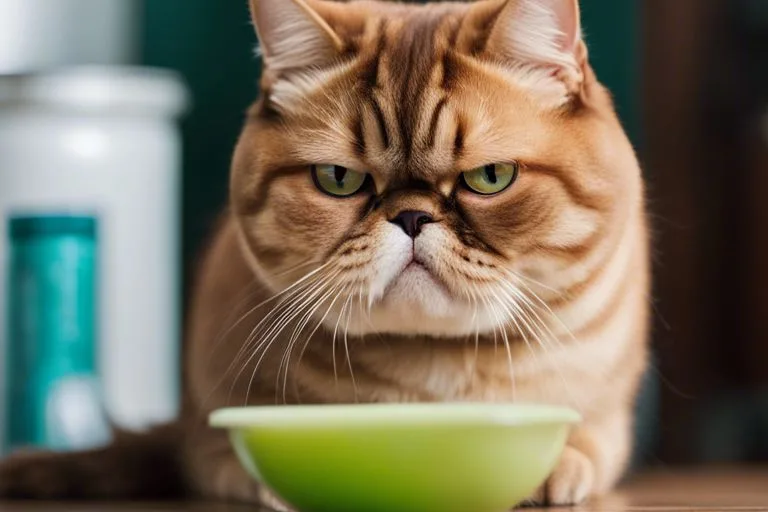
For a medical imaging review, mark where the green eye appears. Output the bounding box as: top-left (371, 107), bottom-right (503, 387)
top-left (462, 163), bottom-right (519, 195)
top-left (312, 164), bottom-right (368, 197)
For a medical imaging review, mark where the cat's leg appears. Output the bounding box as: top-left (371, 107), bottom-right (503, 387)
top-left (527, 407), bottom-right (632, 506)
top-left (183, 426), bottom-right (293, 511)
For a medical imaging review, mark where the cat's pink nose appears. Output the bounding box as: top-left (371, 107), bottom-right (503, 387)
top-left (389, 210), bottom-right (434, 238)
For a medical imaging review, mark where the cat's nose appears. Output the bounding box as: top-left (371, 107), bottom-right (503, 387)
top-left (389, 210), bottom-right (434, 238)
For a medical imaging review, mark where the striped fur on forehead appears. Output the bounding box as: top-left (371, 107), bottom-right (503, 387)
top-left (260, 0), bottom-right (580, 122)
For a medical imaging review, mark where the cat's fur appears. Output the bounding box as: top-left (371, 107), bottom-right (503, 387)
top-left (0, 0), bottom-right (649, 506)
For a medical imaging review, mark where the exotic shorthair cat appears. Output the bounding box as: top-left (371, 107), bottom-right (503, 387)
top-left (0, 0), bottom-right (649, 507)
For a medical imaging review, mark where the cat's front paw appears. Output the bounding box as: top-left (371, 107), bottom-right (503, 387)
top-left (527, 446), bottom-right (594, 506)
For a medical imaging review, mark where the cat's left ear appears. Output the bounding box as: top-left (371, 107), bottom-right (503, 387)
top-left (482, 0), bottom-right (588, 93)
top-left (249, 0), bottom-right (343, 72)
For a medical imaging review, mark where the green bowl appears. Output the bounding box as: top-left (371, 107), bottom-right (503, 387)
top-left (210, 403), bottom-right (580, 512)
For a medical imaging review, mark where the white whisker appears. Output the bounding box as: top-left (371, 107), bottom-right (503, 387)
top-left (478, 290), bottom-right (515, 398)
top-left (237, 268), bottom-right (341, 405)
top-left (289, 283), bottom-right (350, 403)
top-left (342, 293), bottom-right (358, 402)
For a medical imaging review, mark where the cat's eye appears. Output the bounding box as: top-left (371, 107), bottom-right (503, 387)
top-left (312, 164), bottom-right (368, 197)
top-left (461, 163), bottom-right (519, 195)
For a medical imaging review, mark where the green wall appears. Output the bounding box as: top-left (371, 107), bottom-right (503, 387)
top-left (142, 0), bottom-right (260, 279)
top-left (581, 1), bottom-right (640, 144)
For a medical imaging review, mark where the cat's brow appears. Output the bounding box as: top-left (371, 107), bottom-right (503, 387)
top-left (453, 116), bottom-right (466, 160)
top-left (370, 95), bottom-right (390, 149)
top-left (427, 97), bottom-right (448, 148)
top-left (358, 21), bottom-right (390, 152)
top-left (388, 12), bottom-right (444, 160)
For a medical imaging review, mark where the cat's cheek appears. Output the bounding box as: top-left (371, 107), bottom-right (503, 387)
top-left (454, 185), bottom-right (558, 258)
top-left (254, 173), bottom-right (370, 260)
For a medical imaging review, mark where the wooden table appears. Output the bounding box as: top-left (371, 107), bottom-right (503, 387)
top-left (0, 469), bottom-right (765, 511)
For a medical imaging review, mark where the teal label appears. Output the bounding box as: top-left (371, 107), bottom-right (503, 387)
top-left (5, 216), bottom-right (110, 452)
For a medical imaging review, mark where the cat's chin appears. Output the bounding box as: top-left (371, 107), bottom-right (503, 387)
top-left (382, 261), bottom-right (451, 305)
top-left (358, 301), bottom-right (496, 337)
top-left (332, 263), bottom-right (498, 337)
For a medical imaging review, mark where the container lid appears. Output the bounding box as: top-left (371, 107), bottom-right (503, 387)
top-left (9, 215), bottom-right (97, 239)
top-left (0, 66), bottom-right (189, 117)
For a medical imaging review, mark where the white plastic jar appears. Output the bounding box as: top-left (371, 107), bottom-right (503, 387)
top-left (0, 0), bottom-right (139, 73)
top-left (0, 67), bottom-right (189, 452)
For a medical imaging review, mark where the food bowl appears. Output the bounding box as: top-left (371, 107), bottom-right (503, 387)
top-left (210, 403), bottom-right (580, 512)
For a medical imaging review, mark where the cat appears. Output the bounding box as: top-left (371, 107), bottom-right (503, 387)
top-left (0, 0), bottom-right (649, 507)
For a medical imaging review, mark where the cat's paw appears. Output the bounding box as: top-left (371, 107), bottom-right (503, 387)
top-left (527, 446), bottom-right (594, 506)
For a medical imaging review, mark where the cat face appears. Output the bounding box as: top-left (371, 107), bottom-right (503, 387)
top-left (231, 0), bottom-right (642, 337)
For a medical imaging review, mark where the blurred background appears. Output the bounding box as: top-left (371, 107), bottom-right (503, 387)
top-left (0, 0), bottom-right (766, 470)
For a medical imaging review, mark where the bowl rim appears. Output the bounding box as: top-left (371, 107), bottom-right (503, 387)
top-left (209, 403), bottom-right (582, 429)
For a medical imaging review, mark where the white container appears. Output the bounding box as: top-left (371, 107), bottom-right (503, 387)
top-left (0, 67), bottom-right (189, 452)
top-left (0, 0), bottom-right (139, 73)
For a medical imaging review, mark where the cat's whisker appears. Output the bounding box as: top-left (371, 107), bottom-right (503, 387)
top-left (517, 297), bottom-right (583, 408)
top-left (504, 270), bottom-right (579, 344)
top-left (490, 282), bottom-right (583, 410)
top-left (477, 287), bottom-right (500, 355)
top-left (208, 267), bottom-right (331, 407)
top-left (490, 286), bottom-right (542, 372)
top-left (497, 282), bottom-right (586, 408)
top-left (288, 282), bottom-right (351, 404)
top-left (496, 272), bottom-right (576, 359)
top-left (342, 292), bottom-right (358, 402)
top-left (278, 284), bottom-right (338, 402)
top-left (201, 260), bottom-right (327, 401)
top-left (519, 284), bottom-right (612, 387)
top-left (466, 286), bottom-right (481, 386)
top-left (331, 292), bottom-right (354, 398)
top-left (228, 268), bottom-right (334, 377)
top-left (252, 269), bottom-right (341, 355)
top-left (237, 268), bottom-right (341, 405)
top-left (480, 291), bottom-right (516, 398)
top-left (331, 289), bottom-right (351, 398)
top-left (356, 285), bottom-right (369, 337)
top-left (503, 283), bottom-right (563, 348)
top-left (279, 280), bottom-right (343, 386)
top-left (225, 264), bottom-right (335, 379)
top-left (487, 288), bottom-right (532, 382)
top-left (258, 272), bottom-right (343, 403)
top-left (506, 268), bottom-right (563, 298)
top-left (496, 280), bottom-right (569, 362)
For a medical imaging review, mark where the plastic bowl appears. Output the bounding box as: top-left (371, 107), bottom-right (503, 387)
top-left (210, 403), bottom-right (581, 512)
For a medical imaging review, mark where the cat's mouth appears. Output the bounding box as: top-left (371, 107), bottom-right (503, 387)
top-left (381, 257), bottom-right (453, 303)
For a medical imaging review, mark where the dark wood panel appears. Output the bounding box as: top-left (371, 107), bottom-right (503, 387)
top-left (644, 0), bottom-right (768, 462)
top-left (642, 0), bottom-right (726, 463)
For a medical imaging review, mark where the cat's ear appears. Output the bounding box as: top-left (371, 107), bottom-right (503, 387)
top-left (482, 0), bottom-right (587, 91)
top-left (249, 0), bottom-right (343, 72)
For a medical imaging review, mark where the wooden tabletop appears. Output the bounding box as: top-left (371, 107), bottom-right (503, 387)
top-left (0, 469), bottom-right (766, 511)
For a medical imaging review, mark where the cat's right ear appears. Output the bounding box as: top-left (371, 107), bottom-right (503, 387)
top-left (249, 0), bottom-right (343, 72)
top-left (475, 0), bottom-right (587, 97)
